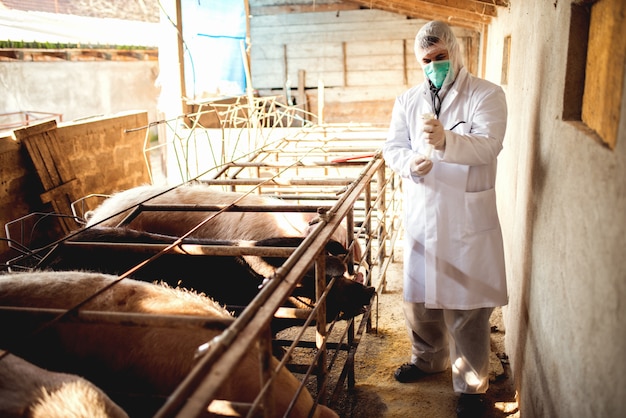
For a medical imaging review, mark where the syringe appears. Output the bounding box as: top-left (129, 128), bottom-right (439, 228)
top-left (421, 112), bottom-right (436, 159)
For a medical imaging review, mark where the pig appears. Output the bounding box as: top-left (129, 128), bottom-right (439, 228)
top-left (0, 271), bottom-right (339, 418)
top-left (40, 226), bottom-right (375, 331)
top-left (0, 352), bottom-right (129, 418)
top-left (84, 183), bottom-right (363, 264)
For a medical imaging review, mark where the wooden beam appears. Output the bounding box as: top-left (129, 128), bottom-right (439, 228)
top-left (352, 0), bottom-right (498, 16)
top-left (403, 0), bottom-right (497, 16)
top-left (349, 0), bottom-right (496, 29)
top-left (250, 3), bottom-right (360, 16)
top-left (472, 0), bottom-right (509, 7)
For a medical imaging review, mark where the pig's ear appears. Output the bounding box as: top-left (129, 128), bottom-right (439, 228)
top-left (252, 237), bottom-right (303, 268)
top-left (324, 239), bottom-right (349, 256)
top-left (254, 236), bottom-right (305, 248)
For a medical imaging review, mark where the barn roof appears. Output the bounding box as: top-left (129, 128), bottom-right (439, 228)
top-left (348, 0), bottom-right (509, 30)
top-left (0, 1), bottom-right (508, 30)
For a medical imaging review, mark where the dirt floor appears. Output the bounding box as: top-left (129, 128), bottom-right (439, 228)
top-left (287, 244), bottom-right (521, 418)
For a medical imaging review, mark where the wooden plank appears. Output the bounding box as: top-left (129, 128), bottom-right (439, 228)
top-left (251, 11), bottom-right (475, 41)
top-left (249, 8), bottom-right (477, 32)
top-left (40, 179), bottom-right (81, 232)
top-left (346, 55), bottom-right (405, 71)
top-left (285, 43), bottom-right (343, 59)
top-left (250, 2), bottom-right (360, 16)
top-left (252, 56), bottom-right (343, 76)
top-left (319, 85), bottom-right (410, 102)
top-left (349, 0), bottom-right (496, 28)
top-left (249, 8), bottom-right (411, 27)
top-left (252, 20), bottom-right (426, 44)
top-left (253, 70), bottom-right (345, 89)
top-left (12, 119), bottom-right (57, 140)
top-left (12, 120), bottom-right (79, 233)
top-left (253, 24), bottom-right (477, 47)
top-left (288, 56), bottom-right (344, 72)
top-left (16, 122), bottom-right (75, 190)
top-left (374, 0), bottom-right (498, 18)
top-left (346, 70), bottom-right (406, 86)
top-left (345, 39), bottom-right (405, 56)
top-left (250, 43), bottom-right (286, 60)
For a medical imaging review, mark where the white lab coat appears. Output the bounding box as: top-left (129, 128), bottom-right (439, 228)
top-left (383, 67), bottom-right (508, 309)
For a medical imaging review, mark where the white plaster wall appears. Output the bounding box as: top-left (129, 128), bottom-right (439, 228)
top-left (487, 1), bottom-right (626, 416)
top-left (0, 61), bottom-right (160, 124)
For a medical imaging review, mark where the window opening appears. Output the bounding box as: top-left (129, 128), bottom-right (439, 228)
top-left (501, 35), bottom-right (511, 85)
top-left (564, 0), bottom-right (625, 150)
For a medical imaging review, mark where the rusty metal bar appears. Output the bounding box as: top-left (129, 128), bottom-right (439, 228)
top-left (251, 277), bottom-right (338, 418)
top-left (156, 159), bottom-right (383, 418)
top-left (259, 324), bottom-right (275, 418)
top-left (197, 178), bottom-right (354, 186)
top-left (314, 252), bottom-right (328, 402)
top-left (4, 119), bottom-right (397, 418)
top-left (111, 203), bottom-right (331, 213)
top-left (62, 241), bottom-right (297, 257)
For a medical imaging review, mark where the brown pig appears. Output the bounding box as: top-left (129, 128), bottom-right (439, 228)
top-left (84, 183), bottom-right (362, 263)
top-left (0, 352), bottom-right (128, 418)
top-left (0, 271), bottom-right (339, 418)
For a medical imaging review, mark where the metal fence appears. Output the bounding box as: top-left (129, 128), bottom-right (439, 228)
top-left (1, 98), bottom-right (403, 418)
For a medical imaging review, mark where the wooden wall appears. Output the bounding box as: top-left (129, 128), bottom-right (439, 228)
top-left (0, 111), bottom-right (150, 264)
top-left (249, 6), bottom-right (479, 124)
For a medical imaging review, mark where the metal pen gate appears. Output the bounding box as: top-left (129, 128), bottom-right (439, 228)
top-left (2, 98), bottom-right (403, 417)
top-left (147, 122), bottom-right (402, 417)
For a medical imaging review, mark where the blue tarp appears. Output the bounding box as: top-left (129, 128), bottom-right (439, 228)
top-left (181, 0), bottom-right (247, 97)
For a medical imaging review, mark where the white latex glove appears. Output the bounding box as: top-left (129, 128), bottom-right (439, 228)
top-left (410, 154), bottom-right (433, 177)
top-left (422, 118), bottom-right (446, 150)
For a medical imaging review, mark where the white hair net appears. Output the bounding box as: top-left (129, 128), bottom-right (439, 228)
top-left (414, 20), bottom-right (464, 87)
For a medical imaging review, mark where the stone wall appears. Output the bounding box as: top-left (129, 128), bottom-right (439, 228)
top-left (0, 111), bottom-right (150, 264)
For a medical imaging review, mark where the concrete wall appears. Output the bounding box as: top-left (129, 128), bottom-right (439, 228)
top-left (0, 60), bottom-right (160, 125)
top-left (485, 1), bottom-right (626, 416)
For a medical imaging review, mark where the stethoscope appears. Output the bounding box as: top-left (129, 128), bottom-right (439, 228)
top-left (429, 84), bottom-right (466, 131)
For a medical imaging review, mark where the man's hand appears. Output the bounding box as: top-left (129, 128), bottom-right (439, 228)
top-left (410, 155), bottom-right (433, 177)
top-left (422, 119), bottom-right (446, 150)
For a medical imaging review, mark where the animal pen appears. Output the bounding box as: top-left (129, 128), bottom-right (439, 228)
top-left (1, 96), bottom-right (403, 417)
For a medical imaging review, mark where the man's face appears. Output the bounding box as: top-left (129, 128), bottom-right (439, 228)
top-left (418, 43), bottom-right (449, 68)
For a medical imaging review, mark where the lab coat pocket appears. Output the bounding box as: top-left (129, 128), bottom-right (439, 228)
top-left (464, 188), bottom-right (498, 235)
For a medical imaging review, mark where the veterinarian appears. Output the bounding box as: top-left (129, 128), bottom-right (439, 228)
top-left (382, 20), bottom-right (508, 418)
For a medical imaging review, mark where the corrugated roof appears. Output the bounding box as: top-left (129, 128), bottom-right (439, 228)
top-left (0, 8), bottom-right (160, 46)
top-left (0, 0), bottom-right (159, 23)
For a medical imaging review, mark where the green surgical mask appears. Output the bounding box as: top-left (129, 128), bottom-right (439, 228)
top-left (424, 60), bottom-right (450, 89)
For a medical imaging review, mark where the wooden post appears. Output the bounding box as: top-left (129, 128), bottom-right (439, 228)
top-left (317, 79), bottom-right (324, 125)
top-left (175, 0), bottom-right (191, 115)
top-left (315, 252), bottom-right (328, 403)
top-left (298, 69), bottom-right (308, 113)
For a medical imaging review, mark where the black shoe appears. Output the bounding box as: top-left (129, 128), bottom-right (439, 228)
top-left (393, 363), bottom-right (426, 383)
top-left (456, 393), bottom-right (485, 418)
